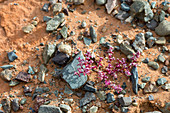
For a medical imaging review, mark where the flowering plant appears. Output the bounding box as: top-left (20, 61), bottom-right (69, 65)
top-left (75, 46), bottom-right (140, 92)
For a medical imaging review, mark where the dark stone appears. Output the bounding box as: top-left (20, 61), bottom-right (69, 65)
top-left (59, 104), bottom-right (71, 112)
top-left (8, 51), bottom-right (18, 62)
top-left (79, 92), bottom-right (96, 107)
top-left (0, 65), bottom-right (14, 69)
top-left (161, 66), bottom-right (168, 74)
top-left (38, 105), bottom-right (62, 113)
top-left (61, 51), bottom-right (87, 89)
top-left (24, 86), bottom-right (32, 93)
top-left (115, 10), bottom-right (130, 20)
top-left (130, 66), bottom-right (138, 94)
top-left (156, 78), bottom-right (167, 86)
top-left (87, 81), bottom-right (95, 86)
top-left (146, 19), bottom-right (158, 30)
top-left (121, 82), bottom-right (127, 90)
top-left (42, 3), bottom-right (50, 12)
top-left (12, 98), bottom-right (19, 112)
top-left (90, 26), bottom-right (97, 43)
top-left (83, 84), bottom-right (97, 93)
top-left (121, 3), bottom-right (130, 11)
top-left (15, 72), bottom-right (31, 82)
top-left (142, 58), bottom-right (149, 63)
top-left (120, 42), bottom-right (136, 56)
top-left (145, 32), bottom-right (153, 39)
top-left (107, 93), bottom-right (115, 103)
top-left (52, 51), bottom-right (70, 65)
top-left (1, 98), bottom-right (11, 113)
top-left (63, 8), bottom-right (69, 16)
top-left (43, 16), bottom-right (52, 22)
top-left (119, 97), bottom-right (132, 107)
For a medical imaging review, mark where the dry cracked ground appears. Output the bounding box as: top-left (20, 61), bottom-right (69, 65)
top-left (0, 0), bottom-right (169, 113)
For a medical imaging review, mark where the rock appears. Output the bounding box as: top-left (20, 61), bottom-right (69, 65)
top-left (79, 92), bottom-right (96, 107)
top-left (157, 78), bottom-right (167, 86)
top-left (1, 98), bottom-right (11, 113)
top-left (159, 10), bottom-right (165, 22)
top-left (38, 105), bottom-right (62, 113)
top-left (52, 51), bottom-right (70, 65)
top-left (142, 77), bottom-right (151, 82)
top-left (142, 58), bottom-right (149, 63)
top-left (146, 19), bottom-right (158, 30)
top-left (121, 107), bottom-right (129, 113)
top-left (151, 2), bottom-right (156, 9)
top-left (61, 51), bottom-right (87, 89)
top-left (20, 98), bottom-right (27, 105)
top-left (46, 13), bottom-right (65, 32)
top-left (105, 0), bottom-right (118, 14)
top-left (90, 26), bottom-right (97, 43)
top-left (145, 111), bottom-right (161, 113)
top-left (83, 84), bottom-right (96, 93)
top-left (60, 26), bottom-right (68, 39)
top-left (38, 64), bottom-right (47, 82)
top-left (155, 37), bottom-right (166, 45)
top-left (125, 15), bottom-right (133, 23)
top-left (81, 20), bottom-right (86, 28)
top-left (161, 66), bottom-right (168, 74)
top-left (96, 0), bottom-right (106, 5)
top-left (120, 41), bottom-right (136, 56)
top-left (58, 42), bottom-right (72, 55)
top-left (90, 106), bottom-right (98, 113)
top-left (144, 82), bottom-right (158, 93)
top-left (116, 35), bottom-right (123, 44)
top-left (9, 80), bottom-right (20, 86)
top-left (106, 93), bottom-right (115, 103)
top-left (130, 0), bottom-right (154, 22)
top-left (0, 69), bottom-right (12, 81)
top-left (145, 32), bottom-right (153, 39)
top-left (139, 83), bottom-right (146, 89)
top-left (155, 20), bottom-right (170, 36)
top-left (28, 66), bottom-right (35, 75)
top-left (43, 16), bottom-right (52, 22)
top-left (0, 110), bottom-right (4, 113)
top-left (132, 33), bottom-right (145, 52)
top-left (64, 86), bottom-right (73, 95)
top-left (73, 0), bottom-right (85, 5)
top-left (34, 96), bottom-right (49, 112)
top-left (12, 98), bottom-right (19, 112)
top-left (130, 66), bottom-right (138, 94)
top-left (42, 43), bottom-right (56, 64)
top-left (42, 3), bottom-right (50, 12)
top-left (22, 24), bottom-right (35, 33)
top-left (119, 97), bottom-right (132, 107)
top-left (53, 3), bottom-right (62, 14)
top-left (83, 37), bottom-right (92, 46)
top-left (159, 102), bottom-right (170, 113)
top-left (8, 51), bottom-right (18, 62)
top-left (147, 37), bottom-right (156, 48)
top-left (100, 37), bottom-right (106, 45)
top-left (148, 61), bottom-right (159, 70)
top-left (16, 72), bottom-right (31, 82)
top-left (157, 54), bottom-right (165, 63)
top-left (24, 86), bottom-right (32, 93)
top-left (97, 91), bottom-right (106, 101)
top-left (59, 104), bottom-right (71, 112)
top-left (121, 3), bottom-right (130, 11)
top-left (162, 83), bottom-right (170, 90)
top-left (115, 10), bottom-right (130, 20)
top-left (0, 65), bottom-right (13, 69)
top-left (148, 95), bottom-right (154, 101)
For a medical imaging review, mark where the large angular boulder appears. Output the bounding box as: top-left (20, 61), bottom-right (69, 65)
top-left (155, 20), bottom-right (170, 36)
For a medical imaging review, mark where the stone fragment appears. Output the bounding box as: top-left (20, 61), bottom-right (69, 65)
top-left (52, 51), bottom-right (70, 65)
top-left (28, 66), bottom-right (35, 75)
top-left (90, 106), bottom-right (98, 113)
top-left (157, 78), bottom-right (167, 86)
top-left (132, 33), bottom-right (145, 52)
top-left (61, 51), bottom-right (87, 89)
top-left (148, 61), bottom-right (159, 70)
top-left (155, 20), bottom-right (170, 36)
top-left (9, 80), bottom-right (20, 86)
top-left (155, 37), bottom-right (166, 45)
top-left (107, 93), bottom-right (115, 103)
top-left (144, 82), bottom-right (158, 93)
top-left (43, 16), bottom-right (52, 22)
top-left (0, 69), bottom-right (12, 81)
top-left (121, 3), bottom-right (130, 11)
top-left (162, 83), bottom-right (170, 90)
top-left (60, 26), bottom-right (68, 39)
top-left (38, 64), bottom-right (48, 82)
top-left (24, 86), bottom-right (32, 93)
top-left (12, 98), bottom-right (19, 112)
top-left (64, 86), bottom-right (73, 95)
top-left (0, 65), bottom-right (13, 69)
top-left (115, 10), bottom-right (130, 20)
top-left (142, 58), bottom-right (149, 63)
top-left (147, 37), bottom-right (156, 48)
top-left (120, 41), bottom-right (136, 56)
top-left (161, 66), bottom-right (168, 74)
top-left (146, 19), bottom-right (158, 30)
top-left (159, 102), bottom-right (170, 113)
top-left (8, 51), bottom-right (18, 62)
top-left (81, 20), bottom-right (86, 28)
top-left (96, 0), bottom-right (106, 5)
top-left (90, 26), bottom-right (97, 43)
top-left (73, 0), bottom-right (85, 5)
top-left (53, 3), bottom-right (62, 14)
top-left (97, 91), bottom-right (106, 101)
top-left (16, 72), bottom-right (31, 82)
top-left (22, 24), bottom-right (35, 33)
top-left (83, 84), bottom-right (96, 93)
top-left (105, 0), bottom-right (118, 14)
top-left (83, 37), bottom-right (92, 46)
top-left (116, 35), bottom-right (123, 44)
top-left (20, 98), bottom-right (27, 105)
top-left (157, 54), bottom-right (165, 63)
top-left (119, 97), bottom-right (132, 107)
top-left (59, 104), bottom-right (71, 112)
top-left (79, 92), bottom-right (96, 107)
top-left (34, 96), bottom-right (49, 112)
top-left (1, 98), bottom-right (11, 113)
top-left (142, 77), bottom-right (151, 82)
top-left (58, 42), bottom-right (72, 55)
top-left (148, 95), bottom-right (154, 101)
top-left (42, 3), bottom-right (50, 12)
top-left (130, 66), bottom-right (138, 94)
top-left (159, 10), bottom-right (165, 22)
top-left (38, 105), bottom-right (62, 113)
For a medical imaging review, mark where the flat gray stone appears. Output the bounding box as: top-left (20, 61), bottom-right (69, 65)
top-left (120, 42), bottom-right (136, 56)
top-left (38, 105), bottom-right (62, 113)
top-left (0, 69), bottom-right (12, 81)
top-left (155, 20), bottom-right (170, 36)
top-left (132, 33), bottom-right (145, 52)
top-left (60, 26), bottom-right (68, 39)
top-left (38, 64), bottom-right (48, 82)
top-left (59, 104), bottom-right (71, 112)
top-left (148, 61), bottom-right (159, 70)
top-left (105, 0), bottom-right (118, 14)
top-left (96, 0), bottom-right (106, 5)
top-left (79, 92), bottom-right (96, 107)
top-left (53, 3), bottom-right (62, 14)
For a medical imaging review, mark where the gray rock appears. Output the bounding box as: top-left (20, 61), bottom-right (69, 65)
top-left (22, 24), bottom-right (35, 33)
top-left (121, 107), bottom-right (129, 113)
top-left (89, 106), bottom-right (98, 113)
top-left (43, 16), bottom-right (52, 22)
top-left (162, 83), bottom-right (170, 90)
top-left (151, 1), bottom-right (156, 9)
top-left (147, 37), bottom-right (156, 48)
top-left (119, 97), bottom-right (132, 107)
top-left (155, 20), bottom-right (170, 36)
top-left (105, 0), bottom-right (118, 14)
top-left (79, 92), bottom-right (96, 107)
top-left (16, 72), bottom-right (31, 82)
top-left (60, 104), bottom-right (71, 112)
top-left (155, 37), bottom-right (166, 45)
top-left (73, 0), bottom-right (85, 5)
top-left (1, 98), bottom-right (11, 113)
top-left (0, 65), bottom-right (13, 69)
top-left (8, 51), bottom-right (18, 62)
top-left (142, 77), bottom-right (151, 82)
top-left (116, 35), bottom-right (123, 44)
top-left (161, 66), bottom-right (168, 74)
top-left (83, 84), bottom-right (96, 93)
top-left (144, 82), bottom-right (158, 93)
top-left (83, 37), bottom-right (92, 46)
top-left (97, 91), bottom-right (106, 101)
top-left (146, 19), bottom-right (158, 30)
top-left (12, 98), bottom-right (19, 112)
top-left (100, 37), bottom-right (106, 45)
top-left (42, 3), bottom-right (50, 12)
top-left (53, 3), bottom-right (62, 14)
top-left (46, 13), bottom-right (65, 32)
top-left (81, 20), bottom-right (86, 28)
top-left (142, 58), bottom-right (149, 63)
top-left (28, 66), bottom-right (35, 75)
top-left (148, 61), bottom-right (159, 70)
top-left (0, 69), bottom-right (12, 81)
top-left (90, 26), bottom-right (97, 43)
top-left (132, 33), bottom-right (145, 52)
top-left (159, 10), bottom-right (165, 22)
top-left (148, 95), bottom-right (154, 101)
top-left (20, 98), bottom-right (27, 105)
top-left (115, 10), bottom-right (130, 20)
top-left (120, 41), bottom-right (136, 56)
top-left (96, 0), bottom-right (106, 5)
top-left (52, 51), bottom-right (70, 65)
top-left (157, 78), bottom-right (167, 86)
top-left (145, 32), bottom-right (153, 39)
top-left (107, 93), bottom-right (115, 103)
top-left (130, 66), bottom-right (138, 94)
top-left (64, 86), bottom-right (73, 95)
top-left (159, 102), bottom-right (170, 113)
top-left (42, 43), bottom-right (56, 64)
top-left (61, 51), bottom-right (87, 89)
top-left (157, 54), bottom-right (165, 63)
top-left (38, 105), bottom-right (62, 113)
top-left (38, 64), bottom-right (48, 82)
top-left (9, 80), bottom-right (20, 87)
top-left (139, 83), bottom-right (146, 89)
top-left (145, 111), bottom-right (161, 113)
top-left (60, 26), bottom-right (68, 39)
top-left (121, 3), bottom-right (130, 11)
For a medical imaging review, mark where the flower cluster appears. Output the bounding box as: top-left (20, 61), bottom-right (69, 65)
top-left (75, 47), bottom-right (140, 92)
